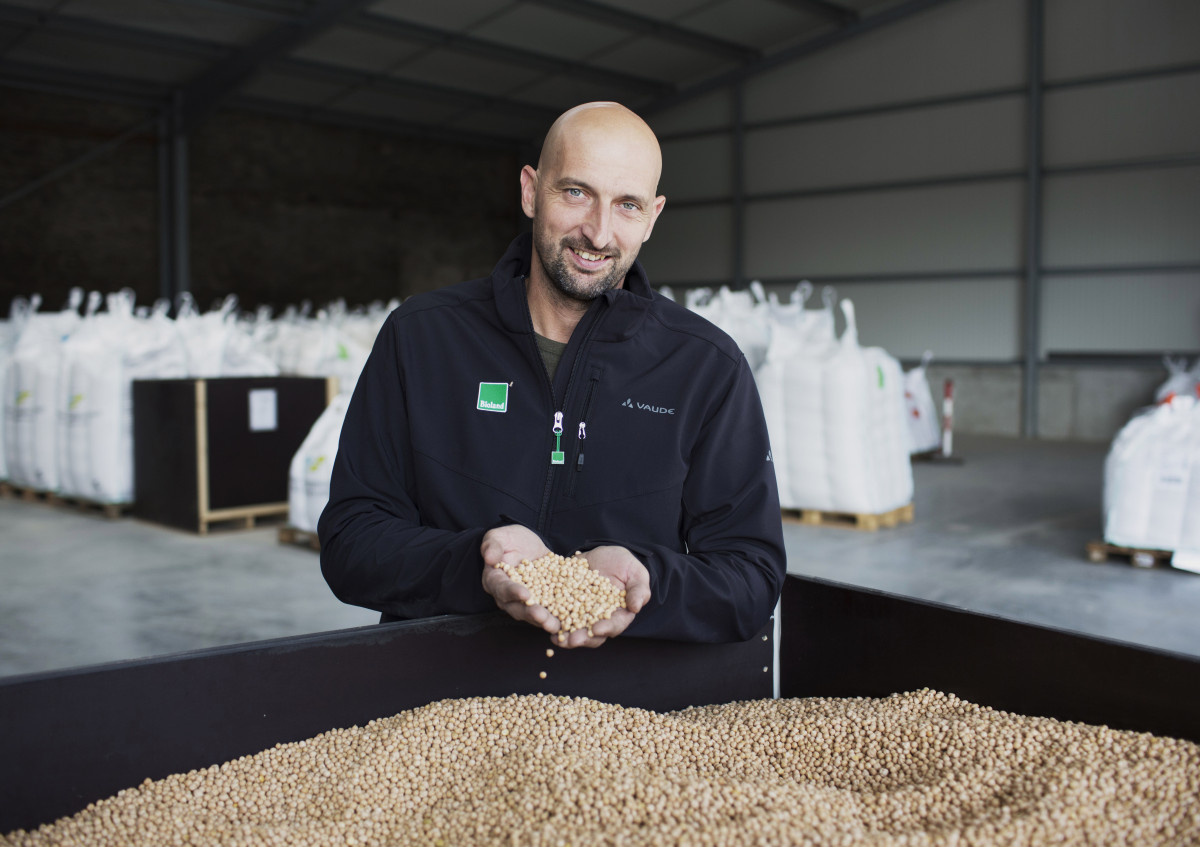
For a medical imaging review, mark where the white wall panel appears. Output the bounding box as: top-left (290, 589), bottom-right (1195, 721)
top-left (808, 278), bottom-right (1022, 360)
top-left (1044, 72), bottom-right (1200, 167)
top-left (660, 134), bottom-right (732, 202)
top-left (745, 96), bottom-right (1024, 194)
top-left (745, 181), bottom-right (1023, 278)
top-left (646, 88), bottom-right (731, 136)
top-left (1041, 274), bottom-right (1200, 355)
top-left (1043, 167), bottom-right (1200, 267)
top-left (637, 205), bottom-right (733, 285)
top-left (1045, 0), bottom-right (1200, 82)
top-left (744, 0), bottom-right (1024, 123)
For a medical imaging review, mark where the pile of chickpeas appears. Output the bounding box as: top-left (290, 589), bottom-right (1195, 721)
top-left (6, 689), bottom-right (1198, 846)
top-left (496, 551), bottom-right (626, 640)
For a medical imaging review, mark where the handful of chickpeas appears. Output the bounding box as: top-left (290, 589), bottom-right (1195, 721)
top-left (496, 551), bottom-right (626, 641)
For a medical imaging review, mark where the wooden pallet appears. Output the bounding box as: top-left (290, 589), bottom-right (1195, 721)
top-left (0, 482), bottom-right (128, 519)
top-left (278, 525), bottom-right (321, 552)
top-left (1086, 540), bottom-right (1172, 569)
top-left (196, 506), bottom-right (288, 536)
top-left (782, 503), bottom-right (914, 532)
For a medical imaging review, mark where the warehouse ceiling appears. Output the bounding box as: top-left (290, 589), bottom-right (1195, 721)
top-left (0, 0), bottom-right (931, 148)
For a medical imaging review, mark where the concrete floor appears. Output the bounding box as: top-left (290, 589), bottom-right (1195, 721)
top-left (2, 435), bottom-right (1199, 680)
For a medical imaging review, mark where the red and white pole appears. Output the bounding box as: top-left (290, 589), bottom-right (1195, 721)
top-left (941, 379), bottom-right (955, 458)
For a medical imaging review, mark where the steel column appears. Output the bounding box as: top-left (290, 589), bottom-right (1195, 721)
top-left (157, 112), bottom-right (173, 304)
top-left (732, 82), bottom-right (746, 289)
top-left (158, 94), bottom-right (191, 304)
top-left (1021, 0), bottom-right (1044, 438)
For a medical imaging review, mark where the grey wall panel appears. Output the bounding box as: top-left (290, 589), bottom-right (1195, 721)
top-left (638, 204), bottom-right (734, 285)
top-left (1041, 273), bottom-right (1200, 355)
top-left (660, 134), bottom-right (733, 202)
top-left (646, 88), bottom-right (731, 136)
top-left (744, 0), bottom-right (1024, 123)
top-left (1042, 167), bottom-right (1200, 267)
top-left (1045, 0), bottom-right (1200, 83)
top-left (745, 96), bottom-right (1025, 194)
top-left (1045, 72), bottom-right (1200, 167)
top-left (745, 180), bottom-right (1024, 277)
top-left (803, 278), bottom-right (1022, 361)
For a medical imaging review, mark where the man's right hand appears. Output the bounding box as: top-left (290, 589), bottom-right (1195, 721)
top-left (480, 525), bottom-right (561, 635)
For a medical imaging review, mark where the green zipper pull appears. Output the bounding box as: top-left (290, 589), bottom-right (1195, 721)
top-left (551, 411), bottom-right (565, 465)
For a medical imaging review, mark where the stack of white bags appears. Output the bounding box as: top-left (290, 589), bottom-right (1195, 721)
top-left (679, 282), bottom-right (921, 515)
top-left (1, 290), bottom-right (393, 507)
top-left (1104, 359), bottom-right (1200, 567)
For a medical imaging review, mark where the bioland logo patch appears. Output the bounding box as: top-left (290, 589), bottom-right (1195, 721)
top-left (477, 382), bottom-right (509, 413)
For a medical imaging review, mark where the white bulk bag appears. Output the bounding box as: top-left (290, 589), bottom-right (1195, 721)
top-left (903, 351), bottom-right (942, 455)
top-left (1155, 357), bottom-right (1198, 404)
top-left (0, 299), bottom-right (32, 482)
top-left (176, 294), bottom-right (278, 378)
top-left (59, 292), bottom-right (188, 503)
top-left (293, 304), bottom-right (371, 395)
top-left (1104, 396), bottom-right (1198, 552)
top-left (754, 285), bottom-right (841, 511)
top-left (58, 291), bottom-right (109, 499)
top-left (288, 394), bottom-right (350, 532)
top-left (823, 300), bottom-right (912, 515)
top-left (4, 290), bottom-right (83, 490)
top-left (688, 284), bottom-right (772, 373)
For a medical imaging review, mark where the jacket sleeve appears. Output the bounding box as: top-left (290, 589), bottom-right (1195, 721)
top-left (603, 354), bottom-right (787, 643)
top-left (317, 315), bottom-right (494, 619)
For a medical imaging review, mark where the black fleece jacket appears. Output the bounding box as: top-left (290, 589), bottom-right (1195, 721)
top-left (318, 234), bottom-right (785, 642)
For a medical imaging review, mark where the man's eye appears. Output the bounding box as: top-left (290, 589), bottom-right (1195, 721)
top-left (621, 202), bottom-right (639, 212)
top-left (566, 188), bottom-right (583, 198)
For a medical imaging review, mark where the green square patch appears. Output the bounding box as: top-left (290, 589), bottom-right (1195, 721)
top-left (477, 382), bottom-right (509, 413)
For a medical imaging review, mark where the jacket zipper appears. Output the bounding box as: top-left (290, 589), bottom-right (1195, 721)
top-left (566, 371), bottom-right (600, 499)
top-left (534, 311), bottom-right (605, 535)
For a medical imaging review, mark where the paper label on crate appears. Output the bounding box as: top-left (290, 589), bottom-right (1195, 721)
top-left (249, 389), bottom-right (278, 432)
top-left (477, 382), bottom-right (509, 413)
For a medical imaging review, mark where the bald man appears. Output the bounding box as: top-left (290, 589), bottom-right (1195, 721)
top-left (320, 102), bottom-right (785, 647)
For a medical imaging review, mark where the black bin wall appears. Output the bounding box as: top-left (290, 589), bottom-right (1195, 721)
top-left (0, 613), bottom-right (773, 833)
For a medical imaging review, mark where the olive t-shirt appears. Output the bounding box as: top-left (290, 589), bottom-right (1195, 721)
top-left (535, 332), bottom-right (568, 382)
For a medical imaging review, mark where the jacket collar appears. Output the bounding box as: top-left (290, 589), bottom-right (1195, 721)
top-left (492, 233), bottom-right (652, 342)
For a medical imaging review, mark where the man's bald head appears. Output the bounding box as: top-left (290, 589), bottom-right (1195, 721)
top-left (537, 102), bottom-right (663, 193)
top-left (520, 102), bottom-right (667, 310)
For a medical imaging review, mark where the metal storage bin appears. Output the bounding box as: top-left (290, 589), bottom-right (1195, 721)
top-left (2, 575), bottom-right (1197, 833)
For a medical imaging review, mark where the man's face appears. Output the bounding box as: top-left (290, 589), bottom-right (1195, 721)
top-left (521, 126), bottom-right (665, 303)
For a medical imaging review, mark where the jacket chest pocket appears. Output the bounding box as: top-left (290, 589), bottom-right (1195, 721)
top-left (562, 397), bottom-right (687, 509)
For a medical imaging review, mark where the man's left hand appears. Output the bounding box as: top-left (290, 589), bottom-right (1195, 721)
top-left (557, 545), bottom-right (651, 649)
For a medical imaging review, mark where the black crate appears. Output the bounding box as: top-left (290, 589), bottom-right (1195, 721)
top-left (131, 377), bottom-right (334, 533)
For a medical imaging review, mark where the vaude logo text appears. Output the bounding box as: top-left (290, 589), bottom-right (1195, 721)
top-left (622, 398), bottom-right (674, 415)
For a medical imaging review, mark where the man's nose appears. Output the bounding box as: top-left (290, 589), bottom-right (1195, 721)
top-left (581, 202), bottom-right (613, 250)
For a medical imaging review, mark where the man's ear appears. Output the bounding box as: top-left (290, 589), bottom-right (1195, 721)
top-left (520, 165), bottom-right (538, 220)
top-left (642, 195), bottom-right (667, 243)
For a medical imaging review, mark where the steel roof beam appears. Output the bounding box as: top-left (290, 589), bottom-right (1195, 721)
top-left (768, 0), bottom-right (859, 26)
top-left (0, 6), bottom-right (560, 128)
top-left (0, 3), bottom-right (229, 59)
top-left (0, 57), bottom-right (168, 106)
top-left (522, 0), bottom-right (759, 63)
top-left (227, 94), bottom-right (528, 149)
top-left (176, 0), bottom-right (376, 134)
top-left (346, 10), bottom-right (673, 98)
top-left (272, 55), bottom-right (559, 121)
top-left (642, 0), bottom-right (960, 115)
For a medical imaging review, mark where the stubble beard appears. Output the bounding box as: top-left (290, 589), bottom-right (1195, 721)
top-left (532, 221), bottom-right (634, 303)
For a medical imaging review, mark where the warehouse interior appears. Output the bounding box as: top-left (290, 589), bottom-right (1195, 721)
top-left (3, 0), bottom-right (1200, 842)
top-left (2, 0), bottom-right (1200, 708)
